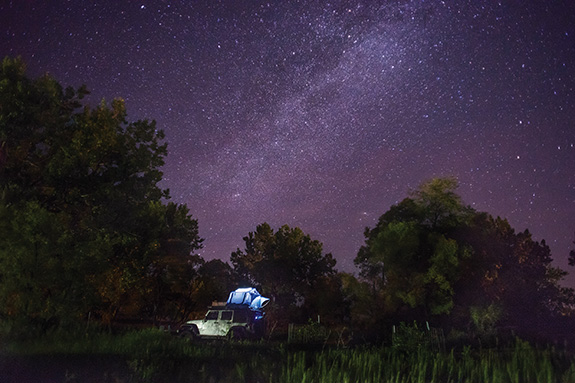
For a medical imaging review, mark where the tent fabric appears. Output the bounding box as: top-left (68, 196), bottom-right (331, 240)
top-left (227, 287), bottom-right (269, 310)
top-left (250, 295), bottom-right (270, 310)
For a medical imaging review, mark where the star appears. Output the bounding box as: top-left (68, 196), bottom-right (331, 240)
top-left (0, 0), bottom-right (574, 285)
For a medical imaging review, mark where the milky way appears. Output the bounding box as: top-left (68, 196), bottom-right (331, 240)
top-left (1, 1), bottom-right (574, 284)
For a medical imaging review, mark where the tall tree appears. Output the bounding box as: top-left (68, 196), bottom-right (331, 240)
top-left (356, 178), bottom-right (472, 318)
top-left (189, 259), bottom-right (238, 311)
top-left (454, 214), bottom-right (573, 335)
top-left (409, 176), bottom-right (465, 230)
top-left (0, 57), bottom-right (203, 333)
top-left (231, 223), bottom-right (336, 322)
top-left (355, 177), bottom-right (571, 339)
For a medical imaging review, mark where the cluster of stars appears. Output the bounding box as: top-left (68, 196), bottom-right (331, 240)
top-left (0, 0), bottom-right (574, 283)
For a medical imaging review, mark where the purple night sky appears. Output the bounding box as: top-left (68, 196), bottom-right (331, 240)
top-left (1, 1), bottom-right (574, 285)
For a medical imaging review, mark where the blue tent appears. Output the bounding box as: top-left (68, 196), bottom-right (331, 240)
top-left (227, 287), bottom-right (270, 310)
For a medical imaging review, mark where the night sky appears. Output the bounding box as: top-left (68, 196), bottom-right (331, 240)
top-left (1, 1), bottom-right (574, 284)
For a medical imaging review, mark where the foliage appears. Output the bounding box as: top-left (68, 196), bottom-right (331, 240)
top-left (188, 259), bottom-right (238, 311)
top-left (287, 319), bottom-right (331, 344)
top-left (0, 57), bottom-right (203, 334)
top-left (391, 321), bottom-right (440, 354)
top-left (456, 213), bottom-right (573, 336)
top-left (5, 330), bottom-right (575, 383)
top-left (470, 303), bottom-right (503, 345)
top-left (356, 178), bottom-right (472, 319)
top-left (355, 177), bottom-right (573, 338)
top-left (338, 271), bottom-right (386, 335)
top-left (230, 223), bottom-right (337, 323)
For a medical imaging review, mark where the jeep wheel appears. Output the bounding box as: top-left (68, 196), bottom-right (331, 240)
top-left (227, 327), bottom-right (246, 341)
top-left (180, 328), bottom-right (198, 341)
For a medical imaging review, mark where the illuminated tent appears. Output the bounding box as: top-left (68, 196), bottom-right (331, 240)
top-left (227, 287), bottom-right (270, 310)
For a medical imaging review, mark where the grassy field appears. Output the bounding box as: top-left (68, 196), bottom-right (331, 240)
top-left (2, 328), bottom-right (575, 383)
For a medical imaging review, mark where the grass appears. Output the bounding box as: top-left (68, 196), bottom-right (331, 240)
top-left (3, 328), bottom-right (575, 382)
top-left (281, 342), bottom-right (573, 383)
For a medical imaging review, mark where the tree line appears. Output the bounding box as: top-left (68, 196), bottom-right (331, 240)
top-left (1, 57), bottom-right (573, 343)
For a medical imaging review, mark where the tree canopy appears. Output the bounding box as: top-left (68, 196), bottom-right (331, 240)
top-left (0, 57), bottom-right (203, 333)
top-left (355, 177), bottom-right (573, 339)
top-left (231, 223), bottom-right (337, 322)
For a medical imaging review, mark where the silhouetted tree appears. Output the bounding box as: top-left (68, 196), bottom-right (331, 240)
top-left (231, 223), bottom-right (336, 323)
top-left (194, 259), bottom-right (237, 309)
top-left (356, 178), bottom-right (473, 319)
top-left (0, 57), bottom-right (203, 334)
top-left (355, 177), bottom-right (572, 340)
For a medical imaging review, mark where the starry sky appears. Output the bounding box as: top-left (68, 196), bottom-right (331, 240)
top-left (1, 1), bottom-right (574, 284)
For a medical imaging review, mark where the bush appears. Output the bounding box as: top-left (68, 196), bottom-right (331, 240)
top-left (391, 321), bottom-right (445, 353)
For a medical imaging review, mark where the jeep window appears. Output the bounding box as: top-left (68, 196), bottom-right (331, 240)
top-left (221, 311), bottom-right (233, 321)
top-left (234, 310), bottom-right (248, 323)
top-left (205, 311), bottom-right (218, 320)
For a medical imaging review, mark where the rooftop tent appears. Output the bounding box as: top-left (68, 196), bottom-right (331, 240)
top-left (227, 287), bottom-right (269, 310)
top-left (250, 295), bottom-right (270, 310)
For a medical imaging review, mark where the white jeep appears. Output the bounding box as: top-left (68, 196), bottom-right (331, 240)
top-left (178, 306), bottom-right (265, 340)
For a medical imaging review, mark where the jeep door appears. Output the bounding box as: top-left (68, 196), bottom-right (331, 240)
top-left (219, 310), bottom-right (234, 336)
top-left (201, 310), bottom-right (220, 336)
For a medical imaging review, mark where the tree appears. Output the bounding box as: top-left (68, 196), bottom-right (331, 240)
top-left (196, 260), bottom-right (237, 306)
top-left (0, 57), bottom-right (203, 334)
top-left (355, 177), bottom-right (571, 340)
top-left (356, 178), bottom-right (472, 319)
top-left (230, 223), bottom-right (336, 323)
top-left (454, 214), bottom-right (573, 336)
top-left (409, 176), bottom-right (465, 230)
top-left (135, 202), bottom-right (204, 323)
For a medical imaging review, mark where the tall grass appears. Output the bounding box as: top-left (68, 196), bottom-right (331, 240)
top-left (4, 328), bottom-right (575, 383)
top-left (277, 340), bottom-right (574, 383)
